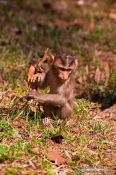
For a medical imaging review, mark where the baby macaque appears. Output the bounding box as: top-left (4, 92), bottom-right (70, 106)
top-left (28, 48), bottom-right (54, 90)
top-left (28, 52), bottom-right (77, 120)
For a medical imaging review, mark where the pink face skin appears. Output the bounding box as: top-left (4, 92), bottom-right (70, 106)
top-left (53, 58), bottom-right (77, 81)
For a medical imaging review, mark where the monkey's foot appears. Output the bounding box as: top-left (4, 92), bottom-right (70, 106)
top-left (42, 117), bottom-right (51, 127)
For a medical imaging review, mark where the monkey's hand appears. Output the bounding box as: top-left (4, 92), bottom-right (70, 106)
top-left (28, 90), bottom-right (38, 99)
top-left (29, 72), bottom-right (45, 83)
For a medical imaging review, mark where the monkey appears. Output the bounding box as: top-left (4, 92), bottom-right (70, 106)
top-left (28, 52), bottom-right (78, 120)
top-left (28, 63), bottom-right (46, 90)
top-left (28, 48), bottom-right (54, 90)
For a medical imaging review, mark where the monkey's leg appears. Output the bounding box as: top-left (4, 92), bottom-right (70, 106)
top-left (57, 103), bottom-right (72, 119)
top-left (43, 105), bottom-right (57, 118)
top-left (43, 103), bottom-right (72, 120)
top-left (41, 105), bottom-right (57, 126)
top-left (28, 93), bottom-right (72, 120)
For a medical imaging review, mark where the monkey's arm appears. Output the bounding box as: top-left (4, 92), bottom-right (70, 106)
top-left (28, 92), bottom-right (66, 107)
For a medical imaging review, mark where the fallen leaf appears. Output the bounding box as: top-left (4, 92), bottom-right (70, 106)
top-left (31, 147), bottom-right (40, 155)
top-left (77, 77), bottom-right (83, 84)
top-left (95, 67), bottom-right (101, 83)
top-left (102, 61), bottom-right (109, 86)
top-left (46, 148), bottom-right (65, 165)
top-left (71, 127), bottom-right (80, 134)
top-left (28, 65), bottom-right (35, 82)
top-left (12, 121), bottom-right (22, 128)
top-left (67, 173), bottom-right (75, 175)
top-left (109, 12), bottom-right (116, 21)
top-left (77, 0), bottom-right (85, 6)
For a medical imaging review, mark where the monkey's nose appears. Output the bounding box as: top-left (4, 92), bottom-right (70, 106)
top-left (59, 72), bottom-right (69, 80)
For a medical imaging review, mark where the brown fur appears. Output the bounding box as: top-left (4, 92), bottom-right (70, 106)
top-left (28, 53), bottom-right (77, 119)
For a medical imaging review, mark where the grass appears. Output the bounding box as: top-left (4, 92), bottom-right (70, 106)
top-left (0, 95), bottom-right (115, 173)
top-left (0, 0), bottom-right (116, 174)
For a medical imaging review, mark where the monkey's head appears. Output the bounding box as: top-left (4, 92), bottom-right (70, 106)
top-left (52, 53), bottom-right (78, 81)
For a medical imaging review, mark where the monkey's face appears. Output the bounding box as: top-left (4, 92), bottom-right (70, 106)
top-left (53, 55), bottom-right (77, 81)
top-left (56, 66), bottom-right (73, 81)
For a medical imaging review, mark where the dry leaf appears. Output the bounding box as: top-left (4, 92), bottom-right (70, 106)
top-left (31, 147), bottom-right (40, 155)
top-left (109, 12), bottom-right (116, 21)
top-left (28, 65), bottom-right (35, 82)
top-left (71, 127), bottom-right (80, 134)
top-left (46, 148), bottom-right (65, 165)
top-left (95, 67), bottom-right (101, 83)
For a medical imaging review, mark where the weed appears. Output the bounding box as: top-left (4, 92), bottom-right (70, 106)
top-left (87, 25), bottom-right (103, 42)
top-left (41, 158), bottom-right (55, 175)
top-left (0, 119), bottom-right (13, 141)
top-left (6, 167), bottom-right (22, 175)
top-left (92, 122), bottom-right (107, 133)
top-left (0, 0), bottom-right (115, 174)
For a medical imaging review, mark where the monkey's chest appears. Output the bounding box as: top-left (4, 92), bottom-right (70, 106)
top-left (50, 83), bottom-right (71, 98)
top-left (46, 74), bottom-right (72, 97)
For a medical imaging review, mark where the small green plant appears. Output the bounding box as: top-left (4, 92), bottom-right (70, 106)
top-left (41, 158), bottom-right (55, 175)
top-left (0, 145), bottom-right (9, 162)
top-left (87, 25), bottom-right (102, 42)
top-left (0, 119), bottom-right (13, 141)
top-left (73, 99), bottom-right (92, 121)
top-left (92, 122), bottom-right (107, 133)
top-left (6, 167), bottom-right (22, 175)
top-left (0, 0), bottom-right (115, 173)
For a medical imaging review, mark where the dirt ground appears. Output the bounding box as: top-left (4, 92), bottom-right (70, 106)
top-left (0, 0), bottom-right (116, 174)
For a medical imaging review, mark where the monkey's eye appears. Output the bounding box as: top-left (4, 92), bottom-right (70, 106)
top-left (58, 67), bottom-right (72, 72)
top-left (59, 67), bottom-right (65, 71)
top-left (67, 68), bottom-right (72, 72)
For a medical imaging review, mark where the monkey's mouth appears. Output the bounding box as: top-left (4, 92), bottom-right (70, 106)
top-left (58, 73), bottom-right (69, 81)
top-left (58, 76), bottom-right (68, 81)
